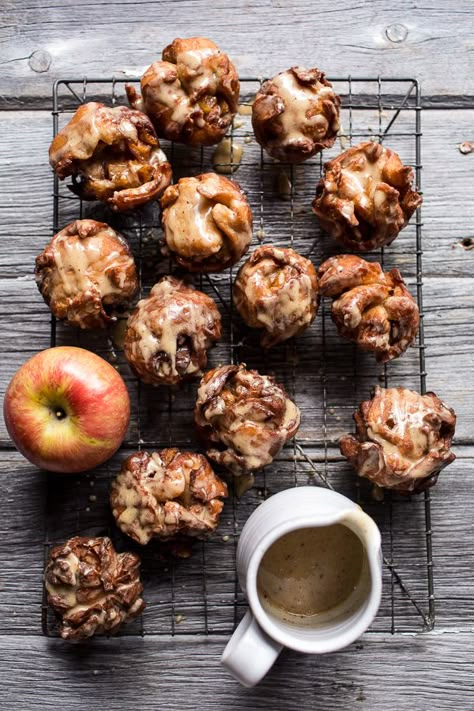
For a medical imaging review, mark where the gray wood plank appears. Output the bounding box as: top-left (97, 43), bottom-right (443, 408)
top-left (0, 449), bottom-right (472, 637)
top-left (1, 0), bottom-right (474, 106)
top-left (0, 108), bottom-right (472, 442)
top-left (0, 2), bottom-right (473, 702)
top-left (0, 272), bottom-right (472, 443)
top-left (0, 632), bottom-right (472, 711)
top-left (0, 96), bottom-right (472, 642)
top-left (0, 278), bottom-right (472, 438)
top-left (1, 106), bottom-right (473, 276)
top-left (1, 107), bottom-right (473, 275)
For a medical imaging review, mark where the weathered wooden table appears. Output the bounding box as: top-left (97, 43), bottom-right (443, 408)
top-left (1, 2), bottom-right (473, 708)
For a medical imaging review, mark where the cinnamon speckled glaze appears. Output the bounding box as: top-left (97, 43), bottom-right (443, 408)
top-left (124, 276), bottom-right (221, 385)
top-left (234, 246), bottom-right (319, 347)
top-left (340, 386), bottom-right (456, 493)
top-left (35, 219), bottom-right (138, 329)
top-left (127, 37), bottom-right (239, 146)
top-left (110, 449), bottom-right (228, 544)
top-left (49, 102), bottom-right (172, 210)
top-left (252, 66), bottom-right (340, 163)
top-left (312, 141), bottom-right (422, 251)
top-left (44, 536), bottom-right (144, 641)
top-left (318, 254), bottom-right (419, 362)
top-left (194, 364), bottom-right (300, 475)
top-left (160, 173), bottom-right (253, 272)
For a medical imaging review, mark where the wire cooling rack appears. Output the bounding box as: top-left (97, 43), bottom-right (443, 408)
top-left (42, 76), bottom-right (432, 638)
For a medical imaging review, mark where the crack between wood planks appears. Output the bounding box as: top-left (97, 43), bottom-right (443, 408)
top-left (1, 97), bottom-right (474, 111)
top-left (0, 54), bottom-right (34, 67)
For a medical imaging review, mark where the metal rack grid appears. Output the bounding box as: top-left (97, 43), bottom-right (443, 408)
top-left (42, 76), bottom-right (433, 638)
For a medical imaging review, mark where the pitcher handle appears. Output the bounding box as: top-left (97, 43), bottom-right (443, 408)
top-left (221, 610), bottom-right (283, 687)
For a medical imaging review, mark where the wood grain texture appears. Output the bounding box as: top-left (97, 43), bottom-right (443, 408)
top-left (1, 448), bottom-right (472, 638)
top-left (0, 108), bottom-right (472, 443)
top-left (1, 0), bottom-right (474, 106)
top-left (1, 106), bottom-right (473, 276)
top-left (0, 1), bottom-right (473, 707)
top-left (0, 632), bottom-right (472, 711)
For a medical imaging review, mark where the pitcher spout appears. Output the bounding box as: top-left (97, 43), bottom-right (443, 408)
top-left (340, 507), bottom-right (382, 563)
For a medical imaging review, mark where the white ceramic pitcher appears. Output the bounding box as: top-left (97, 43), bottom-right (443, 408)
top-left (221, 486), bottom-right (382, 687)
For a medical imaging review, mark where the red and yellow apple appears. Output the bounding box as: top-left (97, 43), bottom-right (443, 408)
top-left (3, 346), bottom-right (130, 473)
